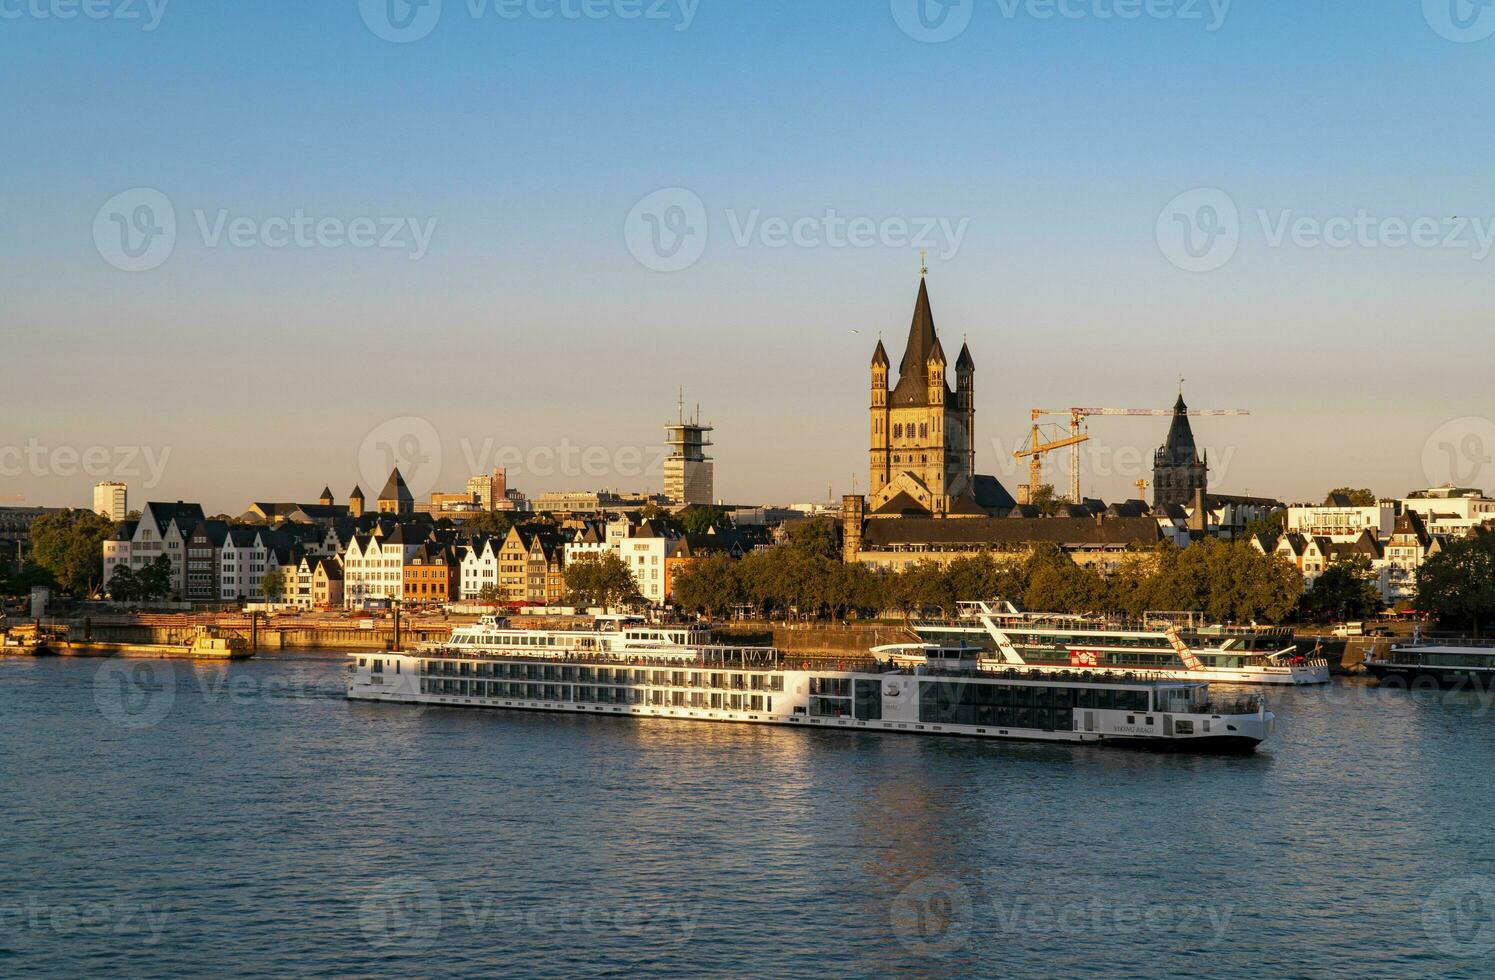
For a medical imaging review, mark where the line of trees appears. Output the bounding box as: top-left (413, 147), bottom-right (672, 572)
top-left (105, 556), bottom-right (175, 602)
top-left (671, 523), bottom-right (1306, 625)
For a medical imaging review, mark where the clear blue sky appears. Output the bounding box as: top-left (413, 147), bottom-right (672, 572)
top-left (3, 1), bottom-right (1493, 512)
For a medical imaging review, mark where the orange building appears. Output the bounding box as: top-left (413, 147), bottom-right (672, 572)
top-left (403, 545), bottom-right (458, 604)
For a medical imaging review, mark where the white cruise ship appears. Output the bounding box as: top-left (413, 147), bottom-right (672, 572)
top-left (348, 620), bottom-right (1276, 753)
top-left (909, 601), bottom-right (1329, 686)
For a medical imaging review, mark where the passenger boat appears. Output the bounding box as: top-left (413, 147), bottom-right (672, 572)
top-left (347, 623), bottom-right (1276, 753)
top-left (1363, 634), bottom-right (1495, 687)
top-left (910, 601), bottom-right (1329, 686)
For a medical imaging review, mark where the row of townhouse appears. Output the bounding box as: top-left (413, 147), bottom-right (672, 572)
top-left (104, 501), bottom-right (344, 603)
top-left (1253, 510), bottom-right (1455, 604)
top-left (1271, 487), bottom-right (1495, 604)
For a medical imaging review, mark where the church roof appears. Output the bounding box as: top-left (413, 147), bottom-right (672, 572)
top-left (870, 492), bottom-right (932, 518)
top-left (379, 468), bottom-right (414, 504)
top-left (1157, 394), bottom-right (1201, 466)
top-left (320, 486), bottom-right (333, 499)
top-left (349, 485), bottom-right (365, 501)
top-left (956, 341), bottom-right (974, 371)
top-left (891, 278), bottom-right (954, 407)
top-left (871, 339), bottom-right (889, 368)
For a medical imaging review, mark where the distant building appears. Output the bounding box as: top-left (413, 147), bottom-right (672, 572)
top-left (466, 469), bottom-right (508, 510)
top-left (1401, 485), bottom-right (1495, 537)
top-left (1287, 493), bottom-right (1399, 541)
top-left (664, 399), bottom-right (714, 507)
top-left (93, 482), bottom-right (128, 521)
top-left (377, 468), bottom-right (415, 516)
top-left (1152, 395), bottom-right (1209, 509)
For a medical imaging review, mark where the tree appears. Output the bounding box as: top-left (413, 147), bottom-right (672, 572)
top-left (1027, 484), bottom-right (1063, 516)
top-left (112, 555), bottom-right (174, 603)
top-left (260, 568), bottom-right (287, 602)
top-left (1328, 487), bottom-right (1377, 506)
top-left (477, 584), bottom-right (501, 602)
top-left (783, 517), bottom-right (840, 560)
top-left (28, 509), bottom-right (116, 596)
top-left (565, 552), bottom-right (644, 609)
top-left (678, 506), bottom-right (727, 536)
top-left (671, 553), bottom-right (742, 618)
top-left (107, 564), bottom-right (140, 601)
top-left (1, 563), bottom-right (56, 598)
top-left (1417, 535), bottom-right (1495, 635)
top-left (1299, 556), bottom-right (1381, 622)
top-left (463, 511), bottom-right (515, 537)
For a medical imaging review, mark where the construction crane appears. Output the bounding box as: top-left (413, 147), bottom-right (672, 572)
top-left (1014, 406), bottom-right (1250, 505)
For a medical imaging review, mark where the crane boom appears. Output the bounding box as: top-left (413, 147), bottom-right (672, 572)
top-left (1019, 406), bottom-right (1250, 504)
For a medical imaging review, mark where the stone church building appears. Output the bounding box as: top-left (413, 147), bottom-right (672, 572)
top-left (865, 275), bottom-right (1011, 519)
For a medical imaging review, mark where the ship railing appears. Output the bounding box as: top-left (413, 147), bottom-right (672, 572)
top-left (1394, 637), bottom-right (1495, 650)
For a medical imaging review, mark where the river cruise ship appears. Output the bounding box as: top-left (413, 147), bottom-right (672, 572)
top-left (1363, 635), bottom-right (1495, 687)
top-left (909, 601), bottom-right (1329, 686)
top-left (347, 623), bottom-right (1276, 753)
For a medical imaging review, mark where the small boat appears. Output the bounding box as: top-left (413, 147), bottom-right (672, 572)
top-left (188, 626), bottom-right (253, 660)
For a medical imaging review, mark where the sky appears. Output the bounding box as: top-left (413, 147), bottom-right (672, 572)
top-left (2, 0), bottom-right (1494, 514)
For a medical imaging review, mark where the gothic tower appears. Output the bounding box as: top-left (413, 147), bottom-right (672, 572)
top-left (1152, 394), bottom-right (1208, 508)
top-left (867, 276), bottom-right (975, 516)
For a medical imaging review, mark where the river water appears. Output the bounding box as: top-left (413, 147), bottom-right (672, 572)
top-left (2, 654), bottom-right (1493, 978)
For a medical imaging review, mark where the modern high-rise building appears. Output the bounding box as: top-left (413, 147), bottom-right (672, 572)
top-left (466, 469), bottom-right (508, 510)
top-left (93, 481), bottom-right (128, 521)
top-left (664, 396), bottom-right (714, 507)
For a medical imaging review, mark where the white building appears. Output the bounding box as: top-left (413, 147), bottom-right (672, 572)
top-left (341, 526), bottom-right (428, 606)
top-left (459, 537), bottom-right (502, 599)
top-left (93, 482), bottom-right (128, 521)
top-left (1400, 485), bottom-right (1495, 537)
top-left (219, 527), bottom-right (273, 601)
top-left (1286, 494), bottom-right (1398, 542)
top-left (618, 520), bottom-right (675, 605)
top-left (118, 502), bottom-right (204, 598)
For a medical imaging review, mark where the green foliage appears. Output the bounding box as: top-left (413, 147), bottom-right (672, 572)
top-left (477, 584), bottom-right (501, 602)
top-left (1416, 534), bottom-right (1495, 635)
top-left (108, 555), bottom-right (174, 602)
top-left (671, 553), bottom-right (743, 619)
top-left (462, 511), bottom-right (515, 537)
top-left (0, 563), bottom-right (56, 597)
top-left (1027, 484), bottom-right (1063, 516)
top-left (1241, 509), bottom-right (1286, 540)
top-left (670, 536), bottom-right (1305, 624)
top-left (1298, 556), bottom-right (1381, 622)
top-left (28, 509), bottom-right (116, 596)
top-left (782, 517), bottom-right (840, 560)
top-left (1328, 487), bottom-right (1378, 506)
top-left (677, 506), bottom-right (727, 536)
top-left (565, 552), bottom-right (645, 609)
top-left (260, 568), bottom-right (286, 600)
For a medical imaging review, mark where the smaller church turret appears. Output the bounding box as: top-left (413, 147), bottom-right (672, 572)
top-left (926, 338), bottom-right (946, 407)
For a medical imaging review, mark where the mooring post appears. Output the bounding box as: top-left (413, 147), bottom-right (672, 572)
top-left (250, 612), bottom-right (259, 652)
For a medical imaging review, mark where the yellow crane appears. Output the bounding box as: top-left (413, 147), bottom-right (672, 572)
top-left (1014, 406), bottom-right (1250, 505)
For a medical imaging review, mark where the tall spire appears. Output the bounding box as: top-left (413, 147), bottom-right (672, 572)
top-left (891, 277), bottom-right (942, 406)
top-left (1160, 393), bottom-right (1200, 465)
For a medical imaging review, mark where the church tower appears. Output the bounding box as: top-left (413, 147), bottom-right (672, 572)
top-left (867, 275), bottom-right (975, 516)
top-left (1152, 394), bottom-right (1208, 508)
